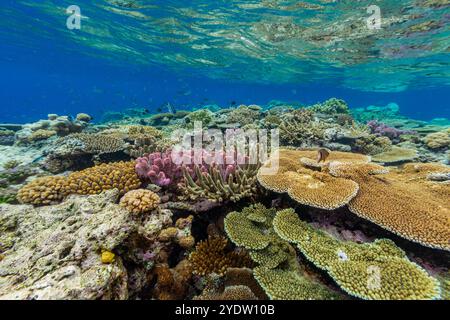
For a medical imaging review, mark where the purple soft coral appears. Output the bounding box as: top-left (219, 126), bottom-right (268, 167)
top-left (367, 120), bottom-right (415, 140)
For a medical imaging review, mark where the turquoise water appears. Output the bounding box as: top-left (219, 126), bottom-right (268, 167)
top-left (0, 0), bottom-right (449, 121)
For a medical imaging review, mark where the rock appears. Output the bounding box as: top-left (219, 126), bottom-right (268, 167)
top-left (0, 190), bottom-right (137, 300)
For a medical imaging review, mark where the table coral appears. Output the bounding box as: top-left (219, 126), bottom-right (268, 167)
top-left (119, 189), bottom-right (160, 214)
top-left (189, 236), bottom-right (252, 276)
top-left (224, 204), bottom-right (341, 300)
top-left (273, 209), bottom-right (441, 300)
top-left (371, 146), bottom-right (418, 163)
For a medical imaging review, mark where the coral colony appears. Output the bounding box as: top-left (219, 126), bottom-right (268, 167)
top-left (0, 99), bottom-right (448, 301)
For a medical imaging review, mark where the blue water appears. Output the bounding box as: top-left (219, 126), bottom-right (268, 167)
top-left (1, 1), bottom-right (449, 123)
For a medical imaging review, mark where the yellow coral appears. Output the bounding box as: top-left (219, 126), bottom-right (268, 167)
top-left (273, 209), bottom-right (441, 300)
top-left (119, 189), bottom-right (160, 214)
top-left (424, 130), bottom-right (450, 149)
top-left (101, 250), bottom-right (115, 264)
top-left (18, 161), bottom-right (141, 205)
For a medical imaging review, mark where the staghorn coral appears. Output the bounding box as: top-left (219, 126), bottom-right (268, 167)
top-left (189, 236), bottom-right (252, 277)
top-left (257, 149), bottom-right (363, 210)
top-left (119, 189), bottom-right (160, 214)
top-left (18, 161), bottom-right (141, 205)
top-left (273, 209), bottom-right (441, 300)
top-left (424, 129), bottom-right (450, 150)
top-left (224, 204), bottom-right (341, 300)
top-left (354, 134), bottom-right (392, 155)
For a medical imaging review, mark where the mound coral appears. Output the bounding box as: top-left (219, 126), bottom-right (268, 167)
top-left (189, 236), bottom-right (252, 276)
top-left (119, 189), bottom-right (160, 214)
top-left (152, 260), bottom-right (193, 300)
top-left (224, 204), bottom-right (341, 300)
top-left (18, 161), bottom-right (141, 205)
top-left (371, 146), bottom-right (418, 163)
top-left (273, 209), bottom-right (441, 300)
top-left (424, 129), bottom-right (450, 150)
top-left (257, 149), bottom-right (366, 210)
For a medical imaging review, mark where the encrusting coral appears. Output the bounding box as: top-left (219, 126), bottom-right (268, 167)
top-left (18, 161), bottom-right (141, 205)
top-left (189, 236), bottom-right (253, 277)
top-left (273, 209), bottom-right (441, 300)
top-left (224, 204), bottom-right (341, 300)
top-left (119, 189), bottom-right (160, 214)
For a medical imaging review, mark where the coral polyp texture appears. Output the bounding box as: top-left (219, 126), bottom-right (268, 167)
top-left (18, 161), bottom-right (141, 205)
top-left (273, 209), bottom-right (441, 300)
top-left (119, 189), bottom-right (160, 214)
top-left (224, 204), bottom-right (342, 300)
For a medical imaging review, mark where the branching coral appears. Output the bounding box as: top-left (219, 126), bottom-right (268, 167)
top-left (273, 209), bottom-right (441, 300)
top-left (119, 189), bottom-right (160, 214)
top-left (189, 236), bottom-right (252, 276)
top-left (224, 204), bottom-right (341, 300)
top-left (18, 161), bottom-right (141, 205)
top-left (367, 120), bottom-right (415, 141)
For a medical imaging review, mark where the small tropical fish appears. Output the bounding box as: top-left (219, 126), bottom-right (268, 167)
top-left (317, 148), bottom-right (330, 163)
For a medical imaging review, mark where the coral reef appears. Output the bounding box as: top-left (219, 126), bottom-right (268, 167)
top-left (258, 149), bottom-right (450, 251)
top-left (424, 129), bottom-right (450, 150)
top-left (309, 98), bottom-right (349, 115)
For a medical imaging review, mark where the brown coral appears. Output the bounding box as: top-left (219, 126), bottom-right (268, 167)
top-left (68, 161), bottom-right (141, 196)
top-left (371, 146), bottom-right (417, 164)
top-left (189, 236), bottom-right (253, 276)
top-left (152, 260), bottom-right (193, 300)
top-left (119, 189), bottom-right (160, 214)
